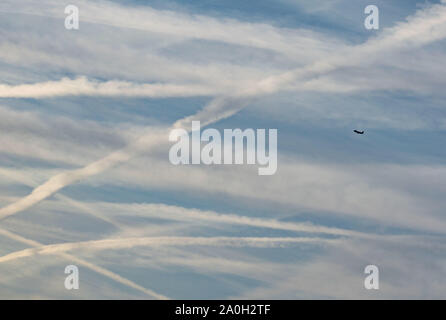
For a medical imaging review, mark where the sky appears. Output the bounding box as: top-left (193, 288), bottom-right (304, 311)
top-left (0, 0), bottom-right (446, 299)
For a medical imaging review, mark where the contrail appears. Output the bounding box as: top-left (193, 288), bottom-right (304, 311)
top-left (0, 236), bottom-right (338, 264)
top-left (0, 228), bottom-right (169, 299)
top-left (110, 202), bottom-right (367, 238)
top-left (1, 2), bottom-right (446, 220)
top-left (0, 77), bottom-right (221, 98)
top-left (251, 1), bottom-right (446, 96)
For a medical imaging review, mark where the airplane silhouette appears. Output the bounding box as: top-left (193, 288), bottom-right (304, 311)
top-left (353, 130), bottom-right (364, 134)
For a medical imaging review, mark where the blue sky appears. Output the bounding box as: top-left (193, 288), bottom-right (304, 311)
top-left (0, 0), bottom-right (446, 299)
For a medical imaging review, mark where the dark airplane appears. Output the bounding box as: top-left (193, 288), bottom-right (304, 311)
top-left (353, 130), bottom-right (364, 134)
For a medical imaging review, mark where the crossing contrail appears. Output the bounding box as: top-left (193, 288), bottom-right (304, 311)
top-left (0, 228), bottom-right (169, 299)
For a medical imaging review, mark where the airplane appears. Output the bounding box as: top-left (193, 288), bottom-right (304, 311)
top-left (353, 130), bottom-right (365, 134)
